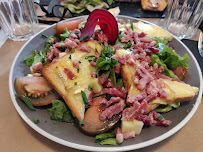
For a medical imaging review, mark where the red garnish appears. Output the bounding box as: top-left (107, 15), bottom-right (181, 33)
top-left (64, 68), bottom-right (76, 80)
top-left (80, 9), bottom-right (118, 45)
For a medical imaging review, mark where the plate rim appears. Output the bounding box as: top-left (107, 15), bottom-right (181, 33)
top-left (9, 15), bottom-right (203, 151)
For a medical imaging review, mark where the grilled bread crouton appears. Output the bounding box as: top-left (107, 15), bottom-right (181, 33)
top-left (115, 49), bottom-right (199, 113)
top-left (42, 40), bottom-right (102, 121)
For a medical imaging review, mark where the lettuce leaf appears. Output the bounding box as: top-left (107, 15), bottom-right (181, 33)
top-left (148, 36), bottom-right (169, 45)
top-left (156, 43), bottom-right (190, 69)
top-left (150, 54), bottom-right (178, 78)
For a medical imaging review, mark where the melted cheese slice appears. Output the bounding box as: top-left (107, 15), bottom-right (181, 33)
top-left (119, 21), bottom-right (173, 41)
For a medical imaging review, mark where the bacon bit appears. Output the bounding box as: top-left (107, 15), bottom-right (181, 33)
top-left (139, 38), bottom-right (153, 43)
top-left (54, 42), bottom-right (65, 48)
top-left (122, 100), bottom-right (148, 120)
top-left (47, 51), bottom-right (54, 61)
top-left (113, 44), bottom-right (120, 51)
top-left (138, 32), bottom-right (147, 37)
top-left (75, 44), bottom-right (90, 52)
top-left (125, 53), bottom-right (137, 67)
top-left (90, 61), bottom-right (96, 67)
top-left (90, 72), bottom-right (97, 78)
top-left (102, 86), bottom-right (127, 99)
top-left (114, 65), bottom-right (121, 74)
top-left (64, 68), bottom-right (75, 80)
top-left (127, 93), bottom-right (147, 105)
top-left (73, 61), bottom-right (79, 69)
top-left (88, 91), bottom-right (94, 106)
top-left (98, 74), bottom-right (107, 84)
top-left (49, 46), bottom-right (61, 57)
top-left (100, 97), bottom-right (125, 121)
top-left (95, 30), bottom-right (109, 46)
top-left (148, 47), bottom-right (159, 53)
top-left (64, 38), bottom-right (77, 49)
top-left (32, 62), bottom-right (43, 72)
top-left (115, 127), bottom-right (135, 143)
top-left (114, 56), bottom-right (126, 65)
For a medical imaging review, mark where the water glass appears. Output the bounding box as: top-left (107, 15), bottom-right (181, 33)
top-left (0, 0), bottom-right (40, 41)
top-left (163, 0), bottom-right (203, 39)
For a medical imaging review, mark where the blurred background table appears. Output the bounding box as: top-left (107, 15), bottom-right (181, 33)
top-left (0, 1), bottom-right (202, 152)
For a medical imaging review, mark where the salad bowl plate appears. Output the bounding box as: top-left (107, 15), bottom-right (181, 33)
top-left (9, 15), bottom-right (203, 151)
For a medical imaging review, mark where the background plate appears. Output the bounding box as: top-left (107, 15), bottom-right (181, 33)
top-left (9, 16), bottom-right (203, 151)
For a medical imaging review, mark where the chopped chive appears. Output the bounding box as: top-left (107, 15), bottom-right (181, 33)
top-left (98, 42), bottom-right (102, 45)
top-left (33, 118), bottom-right (40, 124)
top-left (52, 120), bottom-right (56, 124)
top-left (81, 90), bottom-right (88, 106)
top-left (22, 97), bottom-right (35, 111)
top-left (69, 55), bottom-right (72, 59)
top-left (88, 60), bottom-right (92, 62)
top-left (130, 20), bottom-right (134, 31)
top-left (74, 82), bottom-right (77, 85)
top-left (41, 34), bottom-right (48, 39)
top-left (97, 29), bottom-right (102, 33)
top-left (156, 116), bottom-right (163, 121)
top-left (82, 34), bottom-right (89, 40)
top-left (79, 61), bottom-right (81, 63)
top-left (92, 93), bottom-right (107, 99)
top-left (77, 68), bottom-right (79, 73)
top-left (61, 44), bottom-right (64, 48)
top-left (85, 55), bottom-right (95, 59)
top-left (68, 46), bottom-right (72, 50)
top-left (75, 31), bottom-right (80, 34)
top-left (79, 120), bottom-right (84, 126)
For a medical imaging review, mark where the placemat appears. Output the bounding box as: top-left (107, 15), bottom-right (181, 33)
top-left (182, 39), bottom-right (203, 75)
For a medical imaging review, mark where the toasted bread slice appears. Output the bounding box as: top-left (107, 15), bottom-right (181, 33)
top-left (116, 49), bottom-right (199, 112)
top-left (42, 40), bottom-right (102, 121)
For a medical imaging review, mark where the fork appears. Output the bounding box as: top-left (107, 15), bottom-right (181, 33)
top-left (198, 31), bottom-right (203, 57)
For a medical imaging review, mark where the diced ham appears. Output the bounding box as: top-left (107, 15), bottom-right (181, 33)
top-left (138, 32), bottom-right (147, 37)
top-left (100, 97), bottom-right (125, 120)
top-left (90, 72), bottom-right (97, 78)
top-left (123, 131), bottom-right (135, 140)
top-left (102, 86), bottom-right (126, 99)
top-left (98, 74), bottom-right (107, 84)
top-left (88, 91), bottom-right (94, 106)
top-left (100, 97), bottom-right (122, 108)
top-left (121, 35), bottom-right (133, 43)
top-left (96, 31), bottom-right (109, 46)
top-left (64, 68), bottom-right (75, 80)
top-left (32, 62), bottom-right (43, 72)
top-left (127, 93), bottom-right (147, 105)
top-left (116, 127), bottom-right (124, 143)
top-left (73, 61), bottom-right (79, 69)
top-left (122, 100), bottom-right (148, 120)
top-left (64, 38), bottom-right (77, 49)
top-left (75, 44), bottom-right (90, 52)
top-left (114, 56), bottom-right (126, 65)
top-left (47, 51), bottom-right (54, 61)
top-left (90, 61), bottom-right (96, 67)
top-left (125, 53), bottom-right (137, 67)
top-left (49, 46), bottom-right (61, 57)
top-left (114, 65), bottom-right (121, 74)
top-left (139, 38), bottom-right (153, 43)
top-left (113, 44), bottom-right (120, 50)
top-left (54, 42), bottom-right (64, 48)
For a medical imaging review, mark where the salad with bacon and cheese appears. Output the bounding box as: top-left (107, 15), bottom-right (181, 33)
top-left (14, 8), bottom-right (199, 145)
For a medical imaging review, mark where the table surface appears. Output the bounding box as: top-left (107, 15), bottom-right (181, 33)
top-left (0, 17), bottom-right (202, 152)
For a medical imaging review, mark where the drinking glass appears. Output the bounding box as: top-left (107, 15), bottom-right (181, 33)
top-left (163, 0), bottom-right (203, 39)
top-left (0, 0), bottom-right (40, 41)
